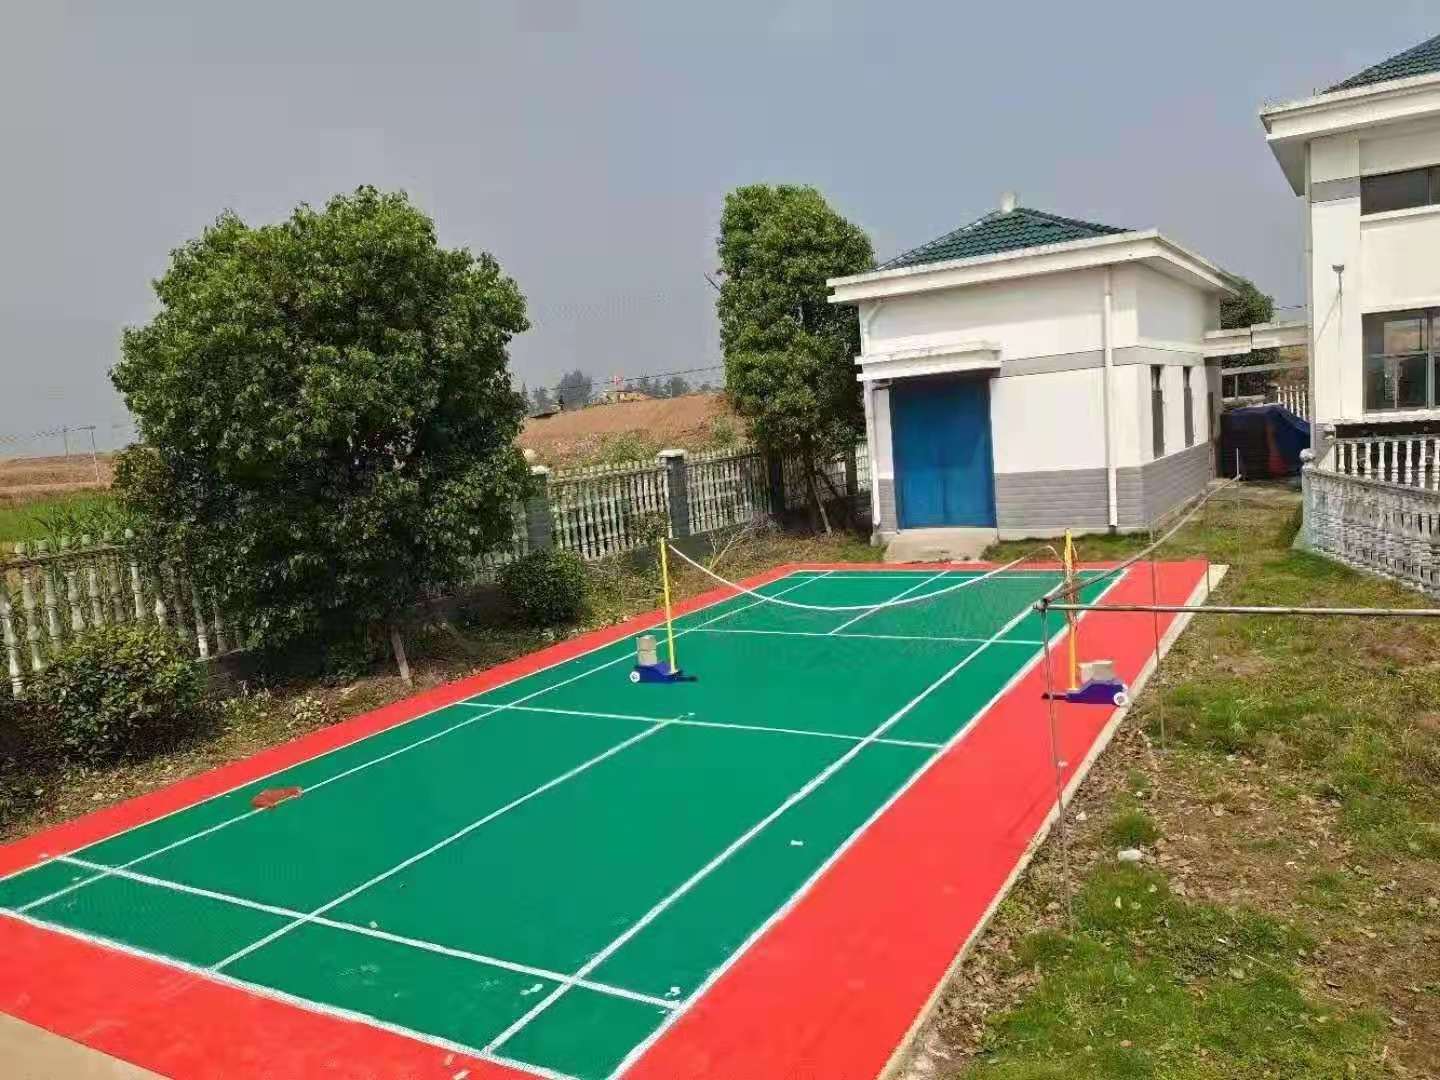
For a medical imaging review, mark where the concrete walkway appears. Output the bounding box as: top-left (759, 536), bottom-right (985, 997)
top-left (0, 1014), bottom-right (162, 1080)
top-left (883, 527), bottom-right (999, 563)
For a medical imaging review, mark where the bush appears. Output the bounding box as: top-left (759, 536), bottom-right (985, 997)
top-left (499, 549), bottom-right (588, 626)
top-left (30, 624), bottom-right (208, 763)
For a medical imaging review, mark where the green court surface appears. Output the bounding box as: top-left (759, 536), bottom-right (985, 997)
top-left (0, 567), bottom-right (1110, 1080)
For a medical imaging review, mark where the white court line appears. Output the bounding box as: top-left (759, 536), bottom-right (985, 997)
top-left (602, 566), bottom-right (1130, 1079)
top-left (466, 702), bottom-right (943, 751)
top-left (0, 905), bottom-right (583, 1080)
top-left (689, 626), bottom-right (1042, 646)
top-left (825, 568), bottom-right (951, 635)
top-left (3, 569), bottom-right (830, 903)
top-left (209, 721), bottom-right (673, 972)
top-left (483, 570), bottom-right (1068, 1057)
top-left (47, 855), bottom-right (676, 1011)
top-left (15, 704), bottom-right (506, 914)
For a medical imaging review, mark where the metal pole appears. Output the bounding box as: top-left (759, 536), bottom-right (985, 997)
top-left (86, 427), bottom-right (101, 484)
top-left (1040, 603), bottom-right (1074, 930)
top-left (62, 426), bottom-right (69, 457)
top-left (1149, 555), bottom-right (1165, 751)
top-left (1042, 601), bottom-right (1440, 617)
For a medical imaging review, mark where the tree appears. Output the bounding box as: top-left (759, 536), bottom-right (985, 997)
top-left (663, 375), bottom-right (690, 398)
top-left (1219, 277), bottom-right (1279, 391)
top-left (630, 375), bottom-right (656, 398)
top-left (530, 384), bottom-right (554, 412)
top-left (557, 369), bottom-right (593, 408)
top-left (716, 184), bottom-right (873, 530)
top-left (111, 187), bottom-right (532, 667)
top-left (1221, 277), bottom-right (1275, 330)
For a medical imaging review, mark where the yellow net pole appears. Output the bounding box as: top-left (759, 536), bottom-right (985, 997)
top-left (660, 540), bottom-right (678, 673)
top-left (1063, 531), bottom-right (1079, 690)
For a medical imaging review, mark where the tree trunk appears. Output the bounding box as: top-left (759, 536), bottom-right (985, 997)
top-left (389, 624), bottom-right (413, 686)
top-left (802, 438), bottom-right (832, 535)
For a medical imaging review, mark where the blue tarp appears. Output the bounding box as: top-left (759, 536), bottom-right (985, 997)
top-left (1219, 404), bottom-right (1311, 479)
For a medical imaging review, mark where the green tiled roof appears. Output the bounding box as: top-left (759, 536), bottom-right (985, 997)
top-left (1328, 32), bottom-right (1440, 93)
top-left (879, 206), bottom-right (1131, 271)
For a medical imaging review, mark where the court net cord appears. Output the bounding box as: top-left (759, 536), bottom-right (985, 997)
top-left (663, 543), bottom-right (1070, 613)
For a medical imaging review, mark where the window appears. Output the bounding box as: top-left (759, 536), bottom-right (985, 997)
top-left (1206, 388), bottom-right (1215, 440)
top-left (1151, 366), bottom-right (1165, 459)
top-left (1360, 166), bottom-right (1440, 215)
top-left (1363, 309), bottom-right (1439, 412)
top-left (1183, 367), bottom-right (1195, 447)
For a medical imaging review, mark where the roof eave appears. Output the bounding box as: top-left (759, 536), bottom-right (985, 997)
top-left (828, 230), bottom-right (1239, 303)
top-left (1260, 71), bottom-right (1440, 194)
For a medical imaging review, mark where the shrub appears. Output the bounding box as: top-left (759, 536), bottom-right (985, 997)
top-left (30, 624), bottom-right (208, 763)
top-left (499, 549), bottom-right (588, 626)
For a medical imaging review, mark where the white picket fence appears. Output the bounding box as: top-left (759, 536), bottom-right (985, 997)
top-left (2, 444), bottom-right (872, 693)
top-left (1273, 383), bottom-right (1309, 420)
top-left (2, 536), bottom-right (236, 696)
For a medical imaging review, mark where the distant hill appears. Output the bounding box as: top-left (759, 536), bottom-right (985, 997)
top-left (518, 392), bottom-right (746, 468)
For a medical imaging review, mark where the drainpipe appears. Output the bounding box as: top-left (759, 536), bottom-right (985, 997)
top-left (859, 301), bottom-right (884, 531)
top-left (1102, 268), bottom-right (1118, 529)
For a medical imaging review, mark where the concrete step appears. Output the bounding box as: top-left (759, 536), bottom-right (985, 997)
top-left (883, 527), bottom-right (999, 563)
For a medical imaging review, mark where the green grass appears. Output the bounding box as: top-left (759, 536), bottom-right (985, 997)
top-left (985, 487), bottom-right (1440, 860)
top-left (0, 491), bottom-right (119, 545)
top-left (1104, 808), bottom-right (1161, 849)
top-left (966, 866), bottom-right (1383, 1080)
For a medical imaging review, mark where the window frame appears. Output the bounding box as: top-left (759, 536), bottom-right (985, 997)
top-left (1150, 365), bottom-right (1165, 460)
top-left (1363, 308), bottom-right (1438, 413)
top-left (1360, 165), bottom-right (1440, 215)
top-left (1182, 367), bottom-right (1195, 448)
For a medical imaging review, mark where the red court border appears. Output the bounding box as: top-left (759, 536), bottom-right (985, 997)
top-left (0, 559), bottom-right (1208, 1080)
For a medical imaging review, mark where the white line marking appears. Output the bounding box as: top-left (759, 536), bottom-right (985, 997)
top-left (209, 720), bottom-right (674, 972)
top-left (4, 570), bottom-right (830, 901)
top-left (0, 570), bottom-right (823, 892)
top-left (455, 702), bottom-right (943, 751)
top-left (603, 567), bottom-right (1130, 1079)
top-left (45, 855), bottom-right (676, 1010)
top-left (690, 626), bottom-right (1042, 646)
top-left (0, 907), bottom-right (583, 1080)
top-left (826, 569), bottom-right (951, 635)
top-left (485, 570), bottom-right (1081, 1057)
top-left (15, 705), bottom-right (508, 913)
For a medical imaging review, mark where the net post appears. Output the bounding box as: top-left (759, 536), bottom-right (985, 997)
top-left (1039, 600), bottom-right (1075, 930)
top-left (1062, 531), bottom-right (1079, 690)
top-left (659, 540), bottom-right (678, 672)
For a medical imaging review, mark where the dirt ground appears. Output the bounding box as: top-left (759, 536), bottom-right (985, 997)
top-left (518, 392), bottom-right (742, 466)
top-left (0, 454), bottom-right (114, 504)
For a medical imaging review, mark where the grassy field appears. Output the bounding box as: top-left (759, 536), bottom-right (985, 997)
top-left (898, 484), bottom-right (1440, 1079)
top-left (0, 491), bottom-right (119, 545)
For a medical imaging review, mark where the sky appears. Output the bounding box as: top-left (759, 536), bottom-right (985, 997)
top-left (2, 0), bottom-right (1436, 452)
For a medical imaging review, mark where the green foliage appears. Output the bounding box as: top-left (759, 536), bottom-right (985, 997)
top-left (1220, 276), bottom-right (1276, 330)
top-left (557, 370), bottom-right (593, 408)
top-left (499, 549), bottom-right (588, 625)
top-left (0, 492), bottom-right (122, 546)
top-left (29, 624), bottom-right (208, 763)
top-left (972, 865), bottom-right (1382, 1079)
top-left (111, 187), bottom-right (533, 650)
top-left (716, 185), bottom-right (873, 467)
top-left (1104, 808), bottom-right (1161, 848)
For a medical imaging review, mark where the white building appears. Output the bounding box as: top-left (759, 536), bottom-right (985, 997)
top-left (829, 198), bottom-right (1236, 541)
top-left (1228, 33), bottom-right (1440, 443)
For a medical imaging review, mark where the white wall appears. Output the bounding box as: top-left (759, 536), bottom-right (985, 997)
top-left (990, 368), bottom-right (1107, 473)
top-left (1307, 123), bottom-right (1440, 424)
top-left (864, 269), bottom-right (1105, 360)
top-left (1136, 266), bottom-right (1211, 346)
top-left (1361, 210), bottom-right (1440, 312)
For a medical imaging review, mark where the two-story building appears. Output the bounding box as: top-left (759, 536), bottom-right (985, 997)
top-left (1231, 33), bottom-right (1440, 448)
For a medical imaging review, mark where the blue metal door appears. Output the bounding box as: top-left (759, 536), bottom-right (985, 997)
top-left (891, 376), bottom-right (996, 527)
